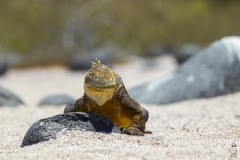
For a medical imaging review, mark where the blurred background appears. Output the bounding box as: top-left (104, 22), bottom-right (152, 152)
top-left (0, 0), bottom-right (240, 69)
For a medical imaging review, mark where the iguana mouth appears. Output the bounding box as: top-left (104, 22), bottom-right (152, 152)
top-left (84, 83), bottom-right (116, 106)
top-left (85, 84), bottom-right (115, 90)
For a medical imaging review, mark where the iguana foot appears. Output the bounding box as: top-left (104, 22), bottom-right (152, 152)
top-left (119, 126), bottom-right (144, 136)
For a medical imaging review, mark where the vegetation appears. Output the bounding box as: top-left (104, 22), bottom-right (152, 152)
top-left (0, 0), bottom-right (239, 66)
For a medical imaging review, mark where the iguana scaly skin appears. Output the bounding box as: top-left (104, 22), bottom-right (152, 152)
top-left (64, 59), bottom-right (149, 136)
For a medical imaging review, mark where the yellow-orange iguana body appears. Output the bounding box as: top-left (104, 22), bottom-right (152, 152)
top-left (64, 59), bottom-right (150, 135)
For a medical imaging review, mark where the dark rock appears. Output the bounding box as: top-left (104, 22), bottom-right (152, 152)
top-left (2, 52), bottom-right (27, 68)
top-left (0, 86), bottom-right (24, 107)
top-left (141, 44), bottom-right (201, 64)
top-left (128, 36), bottom-right (240, 105)
top-left (141, 45), bottom-right (166, 57)
top-left (21, 112), bottom-right (121, 147)
top-left (175, 44), bottom-right (201, 64)
top-left (68, 44), bottom-right (130, 71)
top-left (68, 51), bottom-right (112, 71)
top-left (0, 59), bottom-right (8, 76)
top-left (38, 94), bottom-right (75, 106)
top-left (141, 45), bottom-right (177, 57)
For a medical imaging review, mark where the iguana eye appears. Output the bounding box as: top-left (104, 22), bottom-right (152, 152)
top-left (92, 74), bottom-right (99, 81)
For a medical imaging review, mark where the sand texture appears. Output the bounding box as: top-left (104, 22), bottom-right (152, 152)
top-left (1, 57), bottom-right (240, 160)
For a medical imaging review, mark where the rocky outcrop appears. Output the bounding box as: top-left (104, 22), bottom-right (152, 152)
top-left (129, 36), bottom-right (240, 105)
top-left (21, 112), bottom-right (121, 147)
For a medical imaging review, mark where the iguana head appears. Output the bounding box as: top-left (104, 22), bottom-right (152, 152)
top-left (84, 59), bottom-right (116, 106)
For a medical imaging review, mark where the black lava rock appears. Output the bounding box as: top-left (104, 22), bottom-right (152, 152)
top-left (129, 36), bottom-right (240, 105)
top-left (68, 44), bottom-right (130, 71)
top-left (21, 112), bottom-right (121, 147)
top-left (174, 44), bottom-right (201, 64)
top-left (141, 45), bottom-right (167, 57)
top-left (68, 50), bottom-right (112, 71)
top-left (0, 59), bottom-right (8, 76)
top-left (38, 94), bottom-right (75, 106)
top-left (0, 86), bottom-right (24, 107)
top-left (141, 45), bottom-right (178, 57)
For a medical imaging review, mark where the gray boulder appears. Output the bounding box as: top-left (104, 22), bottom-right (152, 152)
top-left (129, 36), bottom-right (240, 105)
top-left (21, 112), bottom-right (121, 147)
top-left (0, 86), bottom-right (24, 107)
top-left (38, 94), bottom-right (75, 106)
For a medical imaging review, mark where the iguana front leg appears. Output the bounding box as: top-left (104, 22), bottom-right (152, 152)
top-left (120, 97), bottom-right (149, 136)
top-left (64, 97), bottom-right (87, 113)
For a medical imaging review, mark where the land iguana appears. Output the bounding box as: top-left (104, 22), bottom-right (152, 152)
top-left (64, 59), bottom-right (150, 136)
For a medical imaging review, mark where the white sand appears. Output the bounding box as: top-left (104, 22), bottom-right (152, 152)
top-left (1, 56), bottom-right (240, 159)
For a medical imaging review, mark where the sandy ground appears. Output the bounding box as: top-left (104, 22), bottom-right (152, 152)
top-left (1, 56), bottom-right (240, 160)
